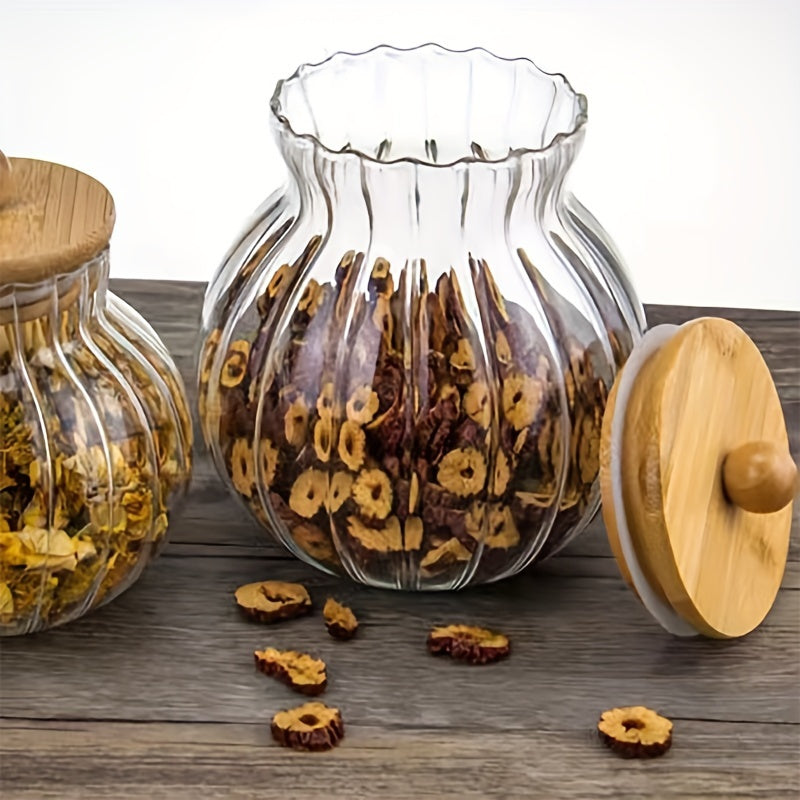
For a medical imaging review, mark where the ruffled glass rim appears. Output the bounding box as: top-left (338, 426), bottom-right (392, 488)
top-left (269, 43), bottom-right (588, 168)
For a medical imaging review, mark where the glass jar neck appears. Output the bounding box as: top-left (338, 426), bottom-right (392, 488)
top-left (0, 250), bottom-right (109, 327)
top-left (277, 132), bottom-right (582, 257)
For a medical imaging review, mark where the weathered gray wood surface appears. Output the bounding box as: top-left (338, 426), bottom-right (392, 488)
top-left (1, 281), bottom-right (798, 799)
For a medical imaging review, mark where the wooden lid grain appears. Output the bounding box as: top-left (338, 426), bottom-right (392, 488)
top-left (600, 318), bottom-right (795, 638)
top-left (0, 156), bottom-right (115, 284)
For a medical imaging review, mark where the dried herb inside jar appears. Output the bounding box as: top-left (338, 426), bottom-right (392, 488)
top-left (204, 240), bottom-right (616, 582)
top-left (0, 310), bottom-right (189, 629)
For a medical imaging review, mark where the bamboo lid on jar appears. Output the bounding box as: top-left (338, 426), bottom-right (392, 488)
top-left (0, 153), bottom-right (115, 284)
top-left (600, 318), bottom-right (797, 639)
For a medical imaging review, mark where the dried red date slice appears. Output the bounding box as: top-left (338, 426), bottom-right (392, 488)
top-left (427, 624), bottom-right (510, 664)
top-left (271, 702), bottom-right (344, 752)
top-left (323, 598), bottom-right (359, 640)
top-left (234, 581), bottom-right (312, 623)
top-left (598, 706), bottom-right (673, 759)
top-left (254, 647), bottom-right (327, 695)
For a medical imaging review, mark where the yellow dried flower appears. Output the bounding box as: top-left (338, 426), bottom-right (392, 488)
top-left (199, 328), bottom-right (221, 384)
top-left (486, 504), bottom-right (520, 549)
top-left (352, 468), bottom-right (393, 520)
top-left (495, 331), bottom-right (512, 365)
top-left (0, 582), bottom-right (13, 618)
top-left (316, 382), bottom-right (335, 417)
top-left (437, 448), bottom-right (487, 497)
top-left (289, 469), bottom-right (328, 519)
top-left (267, 264), bottom-right (292, 298)
top-left (404, 515), bottom-right (424, 551)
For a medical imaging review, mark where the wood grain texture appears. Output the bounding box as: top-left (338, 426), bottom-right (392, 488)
top-left (0, 158), bottom-right (115, 281)
top-left (1, 281), bottom-right (797, 799)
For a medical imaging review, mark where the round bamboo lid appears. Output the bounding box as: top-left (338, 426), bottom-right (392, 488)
top-left (0, 154), bottom-right (115, 284)
top-left (600, 318), bottom-right (796, 639)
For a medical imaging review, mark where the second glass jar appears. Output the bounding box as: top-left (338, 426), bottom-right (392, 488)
top-left (198, 45), bottom-right (645, 589)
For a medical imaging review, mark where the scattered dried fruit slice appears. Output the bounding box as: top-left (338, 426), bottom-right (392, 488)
top-left (323, 598), bottom-right (359, 640)
top-left (271, 701), bottom-right (344, 751)
top-left (597, 706), bottom-right (673, 759)
top-left (254, 647), bottom-right (327, 695)
top-left (234, 581), bottom-right (312, 623)
top-left (427, 624), bottom-right (510, 664)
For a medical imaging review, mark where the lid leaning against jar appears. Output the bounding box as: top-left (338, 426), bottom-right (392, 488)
top-left (0, 152), bottom-right (115, 284)
top-left (599, 317), bottom-right (797, 638)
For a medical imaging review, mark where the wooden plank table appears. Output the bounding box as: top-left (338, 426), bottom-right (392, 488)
top-left (1, 282), bottom-right (798, 799)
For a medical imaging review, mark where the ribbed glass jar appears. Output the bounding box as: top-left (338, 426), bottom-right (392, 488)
top-left (198, 44), bottom-right (645, 589)
top-left (0, 251), bottom-right (192, 633)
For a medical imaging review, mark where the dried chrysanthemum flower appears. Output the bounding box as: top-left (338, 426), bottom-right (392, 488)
top-left (258, 438), bottom-right (279, 487)
top-left (502, 373), bottom-right (543, 430)
top-left (486, 504), bottom-right (520, 549)
top-left (346, 515), bottom-right (402, 553)
top-left (0, 582), bottom-right (13, 619)
top-left (463, 381), bottom-right (491, 428)
top-left (369, 257), bottom-right (394, 297)
top-left (220, 340), bottom-right (250, 388)
top-left (289, 469), bottom-right (328, 518)
top-left (284, 397), bottom-right (310, 448)
top-left (420, 537), bottom-right (471, 574)
top-left (449, 338), bottom-right (476, 371)
top-left (313, 415), bottom-right (333, 463)
top-left (346, 384), bottom-right (379, 425)
top-left (337, 420), bottom-right (366, 471)
top-left (598, 707), bottom-right (673, 759)
top-left (199, 328), bottom-right (222, 384)
top-left (271, 702), bottom-right (344, 752)
top-left (437, 448), bottom-right (487, 498)
top-left (327, 472), bottom-right (354, 513)
top-left (234, 580), bottom-right (312, 623)
top-left (427, 624), bottom-right (510, 664)
top-left (254, 647), bottom-right (327, 695)
top-left (323, 597), bottom-right (358, 640)
top-left (492, 451), bottom-right (511, 496)
top-left (352, 468), bottom-right (393, 520)
top-left (230, 438), bottom-right (255, 498)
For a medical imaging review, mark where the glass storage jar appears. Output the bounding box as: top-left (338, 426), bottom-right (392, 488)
top-left (0, 155), bottom-right (192, 634)
top-left (198, 45), bottom-right (645, 589)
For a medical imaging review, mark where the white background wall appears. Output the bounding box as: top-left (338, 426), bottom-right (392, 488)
top-left (1, 0), bottom-right (799, 310)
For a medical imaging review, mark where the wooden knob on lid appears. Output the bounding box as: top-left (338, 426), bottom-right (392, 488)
top-left (600, 318), bottom-right (794, 639)
top-left (723, 441), bottom-right (798, 514)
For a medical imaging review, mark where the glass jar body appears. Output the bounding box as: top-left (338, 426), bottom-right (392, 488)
top-left (198, 46), bottom-right (645, 590)
top-left (0, 252), bottom-right (192, 634)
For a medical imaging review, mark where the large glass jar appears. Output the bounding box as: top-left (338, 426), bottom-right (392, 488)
top-left (198, 45), bottom-right (645, 589)
top-left (0, 156), bottom-right (192, 634)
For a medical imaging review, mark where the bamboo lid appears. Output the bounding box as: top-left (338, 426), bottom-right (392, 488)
top-left (600, 318), bottom-right (796, 639)
top-left (0, 154), bottom-right (115, 284)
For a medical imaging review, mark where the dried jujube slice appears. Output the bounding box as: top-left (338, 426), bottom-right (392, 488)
top-left (254, 647), bottom-right (327, 695)
top-left (323, 597), bottom-right (359, 640)
top-left (271, 702), bottom-right (344, 752)
top-left (234, 581), bottom-right (312, 623)
top-left (427, 624), bottom-right (510, 664)
top-left (597, 706), bottom-right (673, 759)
